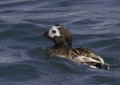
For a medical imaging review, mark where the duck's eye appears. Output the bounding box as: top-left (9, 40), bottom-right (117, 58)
top-left (52, 30), bottom-right (56, 34)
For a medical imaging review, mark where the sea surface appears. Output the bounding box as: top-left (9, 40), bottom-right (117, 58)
top-left (0, 0), bottom-right (120, 85)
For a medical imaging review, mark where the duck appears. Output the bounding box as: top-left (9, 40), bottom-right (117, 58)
top-left (40, 24), bottom-right (109, 69)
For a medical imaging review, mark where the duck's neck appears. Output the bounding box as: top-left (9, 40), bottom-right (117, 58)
top-left (52, 44), bottom-right (71, 49)
top-left (49, 45), bottom-right (70, 58)
top-left (52, 41), bottom-right (72, 49)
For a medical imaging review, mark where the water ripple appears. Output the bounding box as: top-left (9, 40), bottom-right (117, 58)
top-left (0, 0), bottom-right (120, 85)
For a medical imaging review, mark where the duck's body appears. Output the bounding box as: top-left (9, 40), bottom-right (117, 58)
top-left (40, 24), bottom-right (109, 69)
top-left (49, 47), bottom-right (108, 69)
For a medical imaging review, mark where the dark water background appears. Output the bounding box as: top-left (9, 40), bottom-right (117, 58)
top-left (0, 0), bottom-right (120, 85)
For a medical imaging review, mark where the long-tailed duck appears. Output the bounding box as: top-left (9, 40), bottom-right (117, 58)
top-left (40, 24), bottom-right (109, 69)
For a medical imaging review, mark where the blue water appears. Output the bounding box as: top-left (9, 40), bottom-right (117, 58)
top-left (0, 0), bottom-right (120, 85)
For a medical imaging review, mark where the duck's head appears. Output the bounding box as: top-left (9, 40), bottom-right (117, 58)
top-left (40, 24), bottom-right (72, 48)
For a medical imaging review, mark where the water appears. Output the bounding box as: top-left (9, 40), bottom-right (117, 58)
top-left (0, 0), bottom-right (120, 85)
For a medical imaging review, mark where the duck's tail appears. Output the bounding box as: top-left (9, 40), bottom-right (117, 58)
top-left (86, 62), bottom-right (109, 70)
top-left (94, 63), bottom-right (109, 69)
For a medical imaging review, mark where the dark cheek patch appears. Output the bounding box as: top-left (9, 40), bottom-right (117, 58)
top-left (52, 30), bottom-right (56, 34)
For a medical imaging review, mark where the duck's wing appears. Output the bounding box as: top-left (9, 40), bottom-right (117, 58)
top-left (73, 47), bottom-right (104, 63)
top-left (69, 47), bottom-right (109, 69)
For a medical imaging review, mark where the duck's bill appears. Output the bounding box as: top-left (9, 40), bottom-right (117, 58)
top-left (40, 31), bottom-right (49, 38)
